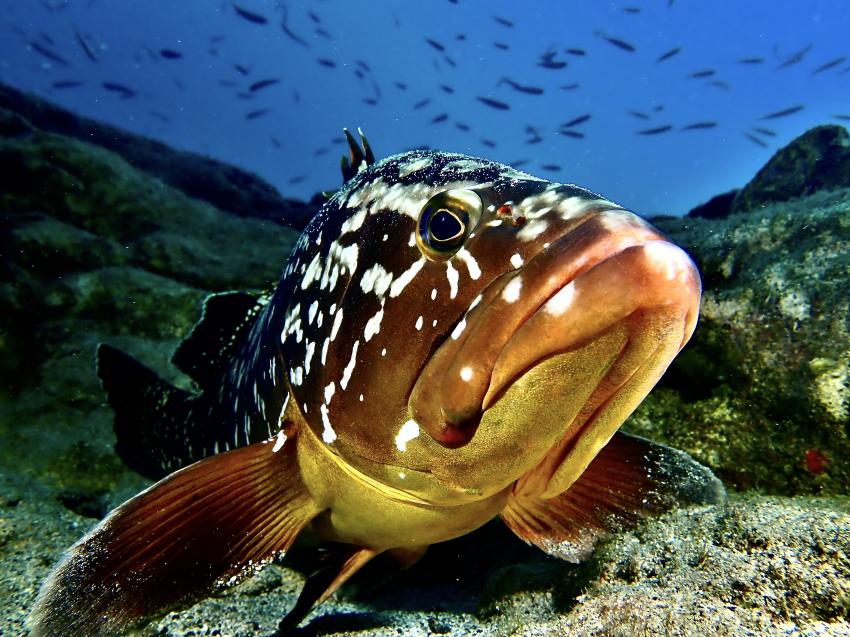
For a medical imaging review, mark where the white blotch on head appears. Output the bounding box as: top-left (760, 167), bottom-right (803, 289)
top-left (558, 196), bottom-right (620, 221)
top-left (340, 341), bottom-right (359, 390)
top-left (446, 261), bottom-right (459, 299)
top-left (340, 207), bottom-right (367, 235)
top-left (430, 288), bottom-right (437, 300)
top-left (330, 307), bottom-right (344, 341)
top-left (502, 277), bottom-right (523, 303)
top-left (359, 394), bottom-right (364, 402)
top-left (324, 382), bottom-right (336, 404)
top-left (308, 300), bottom-right (319, 324)
top-left (443, 159), bottom-right (488, 174)
top-left (451, 317), bottom-right (467, 340)
top-left (301, 254), bottom-right (322, 289)
top-left (272, 430), bottom-right (287, 453)
top-left (517, 219), bottom-right (549, 242)
top-left (360, 262), bottom-right (394, 300)
top-left (398, 156), bottom-right (433, 177)
top-left (320, 404), bottom-right (337, 443)
top-left (382, 233), bottom-right (388, 242)
top-left (321, 337), bottom-right (330, 365)
top-left (456, 248), bottom-right (482, 280)
top-left (381, 347), bottom-right (387, 356)
top-left (395, 419), bottom-right (421, 452)
top-left (460, 366), bottom-right (473, 382)
top-left (510, 253), bottom-right (524, 269)
top-left (317, 311), bottom-right (324, 328)
top-left (487, 219), bottom-right (504, 227)
top-left (432, 319), bottom-right (437, 327)
top-left (408, 232), bottom-right (416, 247)
top-left (545, 281), bottom-right (576, 316)
top-left (415, 315), bottom-right (424, 331)
top-left (304, 340), bottom-right (316, 375)
top-left (390, 257), bottom-right (425, 298)
top-left (364, 307), bottom-right (384, 342)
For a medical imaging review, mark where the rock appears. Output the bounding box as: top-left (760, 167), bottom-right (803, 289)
top-left (0, 98), bottom-right (300, 501)
top-left (649, 186), bottom-right (850, 495)
top-left (0, 83), bottom-right (319, 230)
top-left (732, 125), bottom-right (850, 214)
top-left (686, 189), bottom-right (738, 219)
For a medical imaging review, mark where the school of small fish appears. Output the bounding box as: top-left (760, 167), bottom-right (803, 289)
top-left (12, 1), bottom-right (849, 185)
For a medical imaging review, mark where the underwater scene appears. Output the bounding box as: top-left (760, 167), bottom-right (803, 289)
top-left (1, 0), bottom-right (849, 635)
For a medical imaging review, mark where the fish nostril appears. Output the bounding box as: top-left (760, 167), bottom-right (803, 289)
top-left (434, 407), bottom-right (482, 448)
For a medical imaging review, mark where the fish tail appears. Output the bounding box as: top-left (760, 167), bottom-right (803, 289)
top-left (96, 343), bottom-right (201, 480)
top-left (28, 425), bottom-right (321, 637)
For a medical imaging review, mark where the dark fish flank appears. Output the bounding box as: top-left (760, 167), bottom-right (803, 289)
top-left (272, 150), bottom-right (635, 475)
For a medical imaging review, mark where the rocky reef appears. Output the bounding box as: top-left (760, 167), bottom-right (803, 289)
top-left (1, 86), bottom-right (848, 636)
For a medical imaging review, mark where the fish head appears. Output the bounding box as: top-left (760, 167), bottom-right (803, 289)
top-left (279, 150), bottom-right (700, 505)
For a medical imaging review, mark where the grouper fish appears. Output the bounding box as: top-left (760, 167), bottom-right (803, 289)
top-left (30, 130), bottom-right (723, 635)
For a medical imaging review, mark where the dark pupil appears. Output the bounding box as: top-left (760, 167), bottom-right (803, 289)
top-left (430, 209), bottom-right (463, 242)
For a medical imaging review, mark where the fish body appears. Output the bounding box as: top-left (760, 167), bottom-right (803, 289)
top-left (30, 136), bottom-right (720, 635)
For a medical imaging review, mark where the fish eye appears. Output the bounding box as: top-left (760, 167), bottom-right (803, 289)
top-left (416, 189), bottom-right (482, 260)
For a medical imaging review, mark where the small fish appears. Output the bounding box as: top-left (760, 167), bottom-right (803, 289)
top-left (307, 10), bottom-right (321, 24)
top-left (565, 48), bottom-right (586, 57)
top-left (315, 27), bottom-right (332, 40)
top-left (314, 147), bottom-right (329, 156)
top-left (455, 122), bottom-right (471, 131)
top-left (708, 80), bottom-right (731, 91)
top-left (681, 121), bottom-right (718, 130)
top-left (596, 31), bottom-right (636, 53)
top-left (443, 55), bottom-right (457, 68)
top-left (561, 114), bottom-right (591, 128)
top-left (356, 60), bottom-right (372, 72)
top-left (160, 48), bottom-right (182, 60)
top-left (28, 41), bottom-right (70, 66)
top-left (476, 96), bottom-right (510, 110)
top-left (623, 6), bottom-right (641, 13)
top-left (74, 29), bottom-right (98, 62)
top-left (777, 43), bottom-right (813, 69)
top-left (101, 81), bottom-right (137, 98)
top-left (493, 15), bottom-right (514, 27)
top-left (232, 2), bottom-right (267, 24)
top-left (833, 114), bottom-right (850, 122)
top-left (394, 82), bottom-right (407, 91)
top-left (557, 129), bottom-right (585, 139)
top-left (363, 98), bottom-right (378, 106)
top-left (31, 133), bottom-right (717, 636)
top-left (440, 85), bottom-right (454, 94)
top-left (759, 104), bottom-right (804, 120)
top-left (249, 78), bottom-right (280, 92)
top-left (637, 125), bottom-right (673, 135)
top-left (480, 137), bottom-right (497, 147)
top-left (538, 50), bottom-right (567, 69)
top-left (738, 56), bottom-right (764, 65)
top-left (425, 38), bottom-right (445, 52)
top-left (541, 163), bottom-right (562, 171)
top-left (430, 113), bottom-right (449, 124)
top-left (656, 47), bottom-right (681, 63)
top-left (751, 127), bottom-right (776, 136)
top-left (317, 58), bottom-right (336, 68)
top-left (627, 110), bottom-right (651, 120)
top-left (287, 174), bottom-right (306, 184)
top-left (51, 79), bottom-right (83, 89)
top-left (560, 83), bottom-right (580, 91)
top-left (494, 42), bottom-right (510, 51)
top-left (413, 98), bottom-right (431, 109)
top-left (281, 5), bottom-right (309, 48)
top-left (688, 69), bottom-right (715, 79)
top-left (744, 132), bottom-right (768, 147)
top-left (811, 56), bottom-right (846, 75)
top-left (499, 78), bottom-right (544, 95)
top-left (244, 108), bottom-right (270, 119)
top-left (233, 63), bottom-right (251, 75)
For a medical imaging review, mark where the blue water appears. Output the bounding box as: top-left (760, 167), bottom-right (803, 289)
top-left (1, 0), bottom-right (847, 216)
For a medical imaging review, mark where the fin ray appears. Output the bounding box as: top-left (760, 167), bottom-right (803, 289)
top-left (501, 431), bottom-right (725, 562)
top-left (29, 426), bottom-right (320, 637)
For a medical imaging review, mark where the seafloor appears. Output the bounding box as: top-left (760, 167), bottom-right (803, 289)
top-left (1, 83), bottom-right (848, 636)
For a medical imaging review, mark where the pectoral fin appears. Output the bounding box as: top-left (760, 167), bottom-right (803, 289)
top-left (29, 425), bottom-right (321, 637)
top-left (501, 431), bottom-right (725, 562)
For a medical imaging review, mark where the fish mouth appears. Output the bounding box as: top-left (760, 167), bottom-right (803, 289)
top-left (408, 209), bottom-right (701, 494)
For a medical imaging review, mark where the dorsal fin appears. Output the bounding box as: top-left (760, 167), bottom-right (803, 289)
top-left (340, 127), bottom-right (376, 183)
top-left (172, 291), bottom-right (269, 389)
